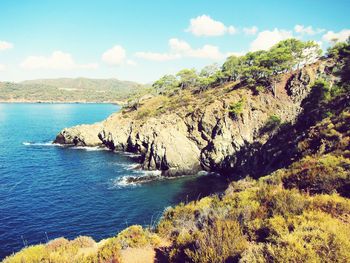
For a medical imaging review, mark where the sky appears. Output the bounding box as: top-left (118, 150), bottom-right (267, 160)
top-left (0, 0), bottom-right (349, 83)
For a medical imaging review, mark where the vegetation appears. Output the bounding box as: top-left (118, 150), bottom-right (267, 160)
top-left (148, 38), bottom-right (321, 97)
top-left (157, 174), bottom-right (350, 262)
top-left (228, 97), bottom-right (246, 118)
top-left (3, 226), bottom-right (161, 263)
top-left (121, 38), bottom-right (323, 119)
top-left (4, 39), bottom-right (350, 262)
top-left (260, 114), bottom-right (282, 133)
top-left (279, 154), bottom-right (350, 196)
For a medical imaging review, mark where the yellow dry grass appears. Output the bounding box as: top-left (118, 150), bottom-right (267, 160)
top-left (121, 247), bottom-right (155, 263)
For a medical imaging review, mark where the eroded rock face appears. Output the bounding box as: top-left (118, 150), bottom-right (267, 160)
top-left (54, 62), bottom-right (332, 176)
top-left (98, 114), bottom-right (202, 176)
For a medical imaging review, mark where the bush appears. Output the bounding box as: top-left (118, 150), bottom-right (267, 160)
top-left (4, 236), bottom-right (98, 263)
top-left (261, 115), bottom-right (281, 133)
top-left (310, 193), bottom-right (350, 219)
top-left (253, 85), bottom-right (265, 95)
top-left (3, 245), bottom-right (48, 263)
top-left (184, 219), bottom-right (248, 263)
top-left (229, 97), bottom-right (246, 118)
top-left (96, 237), bottom-right (122, 263)
top-left (116, 225), bottom-right (161, 249)
top-left (311, 78), bottom-right (331, 101)
top-left (281, 154), bottom-right (350, 196)
top-left (261, 212), bottom-right (350, 262)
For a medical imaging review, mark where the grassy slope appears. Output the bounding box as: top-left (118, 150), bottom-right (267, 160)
top-left (0, 78), bottom-right (149, 103)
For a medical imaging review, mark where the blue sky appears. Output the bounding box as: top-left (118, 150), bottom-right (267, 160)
top-left (0, 0), bottom-right (349, 83)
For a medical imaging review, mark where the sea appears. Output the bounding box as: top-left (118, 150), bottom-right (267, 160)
top-left (0, 103), bottom-right (227, 259)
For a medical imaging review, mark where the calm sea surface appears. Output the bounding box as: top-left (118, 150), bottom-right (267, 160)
top-left (0, 103), bottom-right (226, 259)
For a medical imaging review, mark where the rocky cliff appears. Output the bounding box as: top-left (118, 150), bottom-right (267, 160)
top-left (54, 59), bottom-right (335, 177)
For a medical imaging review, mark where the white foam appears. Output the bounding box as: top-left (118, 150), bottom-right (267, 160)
top-left (111, 170), bottom-right (163, 188)
top-left (139, 170), bottom-right (162, 176)
top-left (197, 170), bottom-right (209, 176)
top-left (70, 146), bottom-right (108, 151)
top-left (117, 163), bottom-right (141, 170)
top-left (22, 142), bottom-right (110, 151)
top-left (22, 141), bottom-right (61, 147)
top-left (111, 176), bottom-right (138, 187)
top-left (118, 151), bottom-right (142, 158)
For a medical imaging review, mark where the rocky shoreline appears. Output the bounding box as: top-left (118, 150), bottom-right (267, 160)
top-left (54, 60), bottom-right (335, 177)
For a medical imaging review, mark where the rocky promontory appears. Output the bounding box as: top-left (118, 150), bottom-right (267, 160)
top-left (55, 62), bottom-right (334, 176)
top-left (54, 57), bottom-right (336, 177)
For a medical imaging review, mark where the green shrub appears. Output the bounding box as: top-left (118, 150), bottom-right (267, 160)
top-left (253, 85), bottom-right (265, 95)
top-left (229, 97), bottom-right (246, 118)
top-left (261, 115), bottom-right (281, 133)
top-left (311, 78), bottom-right (331, 101)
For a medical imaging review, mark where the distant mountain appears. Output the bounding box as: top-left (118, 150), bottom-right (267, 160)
top-left (0, 78), bottom-right (149, 103)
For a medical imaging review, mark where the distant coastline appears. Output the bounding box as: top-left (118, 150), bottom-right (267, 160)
top-left (0, 77), bottom-right (149, 107)
top-left (0, 99), bottom-right (126, 105)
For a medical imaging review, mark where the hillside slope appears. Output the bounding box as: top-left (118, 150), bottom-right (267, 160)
top-left (0, 78), bottom-right (148, 103)
top-left (4, 39), bottom-right (350, 262)
top-left (54, 48), bottom-right (334, 178)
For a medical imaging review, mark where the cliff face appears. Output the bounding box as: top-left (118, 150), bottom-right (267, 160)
top-left (54, 60), bottom-right (335, 177)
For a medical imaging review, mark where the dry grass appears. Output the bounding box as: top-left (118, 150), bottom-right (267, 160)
top-left (120, 247), bottom-right (155, 263)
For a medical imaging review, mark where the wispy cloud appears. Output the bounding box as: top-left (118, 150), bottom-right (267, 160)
top-left (322, 29), bottom-right (350, 43)
top-left (243, 26), bottom-right (258, 35)
top-left (0, 41), bottom-right (13, 51)
top-left (135, 38), bottom-right (225, 61)
top-left (186, 15), bottom-right (236, 37)
top-left (20, 51), bottom-right (98, 70)
top-left (294, 24), bottom-right (325, 35)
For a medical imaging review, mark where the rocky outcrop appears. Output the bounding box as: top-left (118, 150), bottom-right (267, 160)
top-left (54, 123), bottom-right (103, 146)
top-left (54, 61), bottom-right (333, 177)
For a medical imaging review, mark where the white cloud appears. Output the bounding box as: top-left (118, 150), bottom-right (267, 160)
top-left (126, 59), bottom-right (137, 66)
top-left (20, 51), bottom-right (98, 70)
top-left (169, 38), bottom-right (191, 53)
top-left (187, 44), bottom-right (223, 59)
top-left (322, 29), bottom-right (350, 43)
top-left (0, 41), bottom-right (13, 51)
top-left (243, 26), bottom-right (258, 35)
top-left (250, 29), bottom-right (293, 51)
top-left (227, 26), bottom-right (237, 35)
top-left (135, 38), bottom-right (224, 61)
top-left (186, 15), bottom-right (236, 36)
top-left (0, 64), bottom-right (6, 71)
top-left (294, 24), bottom-right (325, 35)
top-left (102, 45), bottom-right (126, 66)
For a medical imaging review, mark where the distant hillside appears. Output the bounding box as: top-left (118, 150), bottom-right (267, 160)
top-left (0, 78), bottom-right (149, 103)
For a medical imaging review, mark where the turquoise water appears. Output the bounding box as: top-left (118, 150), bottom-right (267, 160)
top-left (0, 103), bottom-right (227, 259)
